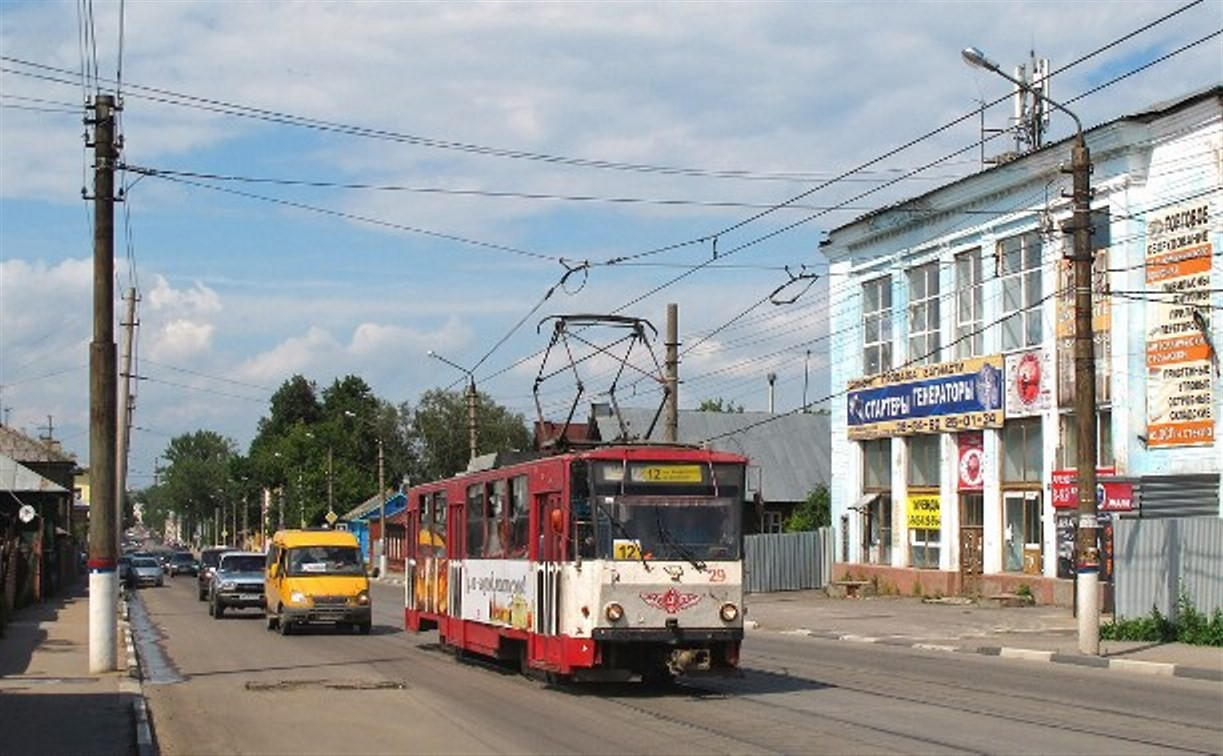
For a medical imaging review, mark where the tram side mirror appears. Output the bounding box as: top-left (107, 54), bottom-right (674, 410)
top-left (550, 509), bottom-right (564, 535)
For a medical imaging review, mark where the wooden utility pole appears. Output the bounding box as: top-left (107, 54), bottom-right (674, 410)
top-left (665, 303), bottom-right (678, 443)
top-left (88, 94), bottom-right (119, 673)
top-left (1068, 136), bottom-right (1101, 655)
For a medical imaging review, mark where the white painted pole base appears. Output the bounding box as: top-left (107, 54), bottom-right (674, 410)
top-left (1077, 570), bottom-right (1100, 655)
top-left (379, 554), bottom-right (388, 579)
top-left (89, 570), bottom-right (118, 672)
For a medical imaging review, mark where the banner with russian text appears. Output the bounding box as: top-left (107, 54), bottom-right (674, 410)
top-left (847, 355), bottom-right (1004, 439)
top-left (1145, 202), bottom-right (1214, 448)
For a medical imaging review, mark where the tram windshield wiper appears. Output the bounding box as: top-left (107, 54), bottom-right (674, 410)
top-left (655, 510), bottom-right (706, 572)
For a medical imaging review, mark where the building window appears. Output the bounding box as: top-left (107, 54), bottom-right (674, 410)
top-left (1058, 411), bottom-right (1114, 470)
top-left (908, 262), bottom-right (941, 365)
top-left (998, 231), bottom-right (1043, 351)
top-left (1002, 418), bottom-right (1043, 483)
top-left (910, 527), bottom-right (940, 569)
top-left (907, 434), bottom-right (940, 488)
top-left (862, 439), bottom-right (892, 489)
top-left (865, 495), bottom-right (892, 565)
top-left (863, 275), bottom-right (893, 376)
top-left (955, 248), bottom-right (983, 358)
top-left (861, 438), bottom-right (892, 564)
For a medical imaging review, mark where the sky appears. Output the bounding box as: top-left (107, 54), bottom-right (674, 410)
top-left (1, 0), bottom-right (1220, 490)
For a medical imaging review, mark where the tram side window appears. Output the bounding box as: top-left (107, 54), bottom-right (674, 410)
top-left (571, 462), bottom-right (595, 559)
top-left (508, 475), bottom-right (529, 558)
top-left (466, 484), bottom-right (484, 558)
top-left (486, 480), bottom-right (507, 558)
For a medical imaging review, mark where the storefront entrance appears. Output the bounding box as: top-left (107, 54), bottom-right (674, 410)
top-left (958, 493), bottom-right (984, 595)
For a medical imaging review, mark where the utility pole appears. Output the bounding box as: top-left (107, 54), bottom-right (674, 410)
top-left (377, 437), bottom-right (386, 577)
top-left (116, 288), bottom-right (137, 542)
top-left (963, 46), bottom-right (1099, 654)
top-left (87, 94), bottom-right (119, 673)
top-left (665, 303), bottom-right (678, 443)
top-left (465, 381), bottom-right (478, 463)
top-left (1068, 135), bottom-right (1101, 655)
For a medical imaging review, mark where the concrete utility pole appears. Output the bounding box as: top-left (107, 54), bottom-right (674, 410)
top-left (377, 437), bottom-right (386, 576)
top-left (88, 94), bottom-right (119, 673)
top-left (963, 47), bottom-right (1099, 654)
top-left (427, 350), bottom-right (478, 462)
top-left (116, 288), bottom-right (137, 541)
top-left (665, 303), bottom-right (678, 443)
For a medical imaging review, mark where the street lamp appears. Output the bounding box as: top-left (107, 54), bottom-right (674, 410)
top-left (963, 46), bottom-right (1100, 655)
top-left (344, 410), bottom-right (387, 577)
top-left (428, 350), bottom-right (478, 464)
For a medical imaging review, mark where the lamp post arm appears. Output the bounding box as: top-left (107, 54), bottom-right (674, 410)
top-left (961, 47), bottom-right (1082, 139)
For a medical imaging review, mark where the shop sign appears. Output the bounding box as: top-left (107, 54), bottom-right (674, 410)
top-left (1145, 202), bottom-right (1214, 448)
top-left (1005, 348), bottom-right (1054, 417)
top-left (847, 355), bottom-right (1004, 439)
top-left (906, 495), bottom-right (941, 529)
top-left (1050, 467), bottom-right (1134, 512)
top-left (957, 432), bottom-right (984, 491)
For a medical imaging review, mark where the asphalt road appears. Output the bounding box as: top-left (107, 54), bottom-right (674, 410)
top-left (132, 577), bottom-right (1223, 755)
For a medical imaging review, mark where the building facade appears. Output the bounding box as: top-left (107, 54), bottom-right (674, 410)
top-left (823, 88), bottom-right (1221, 604)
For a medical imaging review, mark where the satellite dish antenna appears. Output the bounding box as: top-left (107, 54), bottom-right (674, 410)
top-left (18, 504), bottom-right (36, 524)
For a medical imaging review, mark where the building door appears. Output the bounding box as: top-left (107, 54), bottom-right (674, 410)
top-left (958, 493), bottom-right (984, 596)
top-left (1003, 491), bottom-right (1042, 574)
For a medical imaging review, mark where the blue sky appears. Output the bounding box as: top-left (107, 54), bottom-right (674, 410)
top-left (1, 0), bottom-right (1220, 489)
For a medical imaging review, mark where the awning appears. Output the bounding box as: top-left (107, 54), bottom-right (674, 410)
top-left (851, 492), bottom-right (881, 511)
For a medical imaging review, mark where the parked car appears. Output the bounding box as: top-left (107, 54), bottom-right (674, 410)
top-left (118, 556), bottom-right (134, 590)
top-left (197, 546), bottom-right (231, 601)
top-left (130, 556), bottom-right (164, 588)
top-left (208, 551), bottom-right (267, 619)
top-left (168, 551), bottom-right (200, 577)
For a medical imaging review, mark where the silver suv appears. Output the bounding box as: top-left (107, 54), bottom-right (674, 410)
top-left (208, 551), bottom-right (267, 619)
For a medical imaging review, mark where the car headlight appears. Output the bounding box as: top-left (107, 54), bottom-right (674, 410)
top-left (604, 602), bottom-right (624, 622)
top-left (356, 590), bottom-right (370, 605)
top-left (220, 581), bottom-right (236, 591)
top-left (719, 602), bottom-right (739, 622)
top-left (290, 591), bottom-right (307, 604)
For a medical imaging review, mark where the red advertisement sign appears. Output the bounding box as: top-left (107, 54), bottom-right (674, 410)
top-left (957, 432), bottom-right (984, 491)
top-left (1051, 467), bottom-right (1134, 512)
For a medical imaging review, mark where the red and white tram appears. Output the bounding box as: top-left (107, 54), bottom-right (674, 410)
top-left (404, 443), bottom-right (748, 682)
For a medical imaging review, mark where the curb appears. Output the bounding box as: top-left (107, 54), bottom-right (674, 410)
top-left (120, 593), bottom-right (156, 756)
top-left (748, 624), bottom-right (1223, 682)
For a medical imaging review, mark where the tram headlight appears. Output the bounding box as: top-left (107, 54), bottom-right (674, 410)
top-left (604, 602), bottom-right (625, 622)
top-left (719, 602), bottom-right (739, 622)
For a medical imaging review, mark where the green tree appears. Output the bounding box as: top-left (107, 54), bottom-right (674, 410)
top-left (409, 388), bottom-right (531, 481)
top-left (697, 398), bottom-right (744, 413)
top-left (157, 430), bottom-right (239, 544)
top-left (785, 484), bottom-right (831, 532)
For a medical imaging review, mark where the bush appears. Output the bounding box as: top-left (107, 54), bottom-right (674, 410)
top-left (1100, 590), bottom-right (1223, 646)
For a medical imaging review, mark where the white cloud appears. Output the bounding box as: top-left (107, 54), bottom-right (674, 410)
top-left (146, 275), bottom-right (221, 316)
top-left (150, 319), bottom-right (215, 361)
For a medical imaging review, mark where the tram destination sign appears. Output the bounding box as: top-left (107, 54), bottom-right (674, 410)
top-left (847, 355), bottom-right (1004, 440)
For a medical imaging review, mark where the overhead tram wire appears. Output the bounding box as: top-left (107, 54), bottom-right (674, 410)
top-left (0, 57), bottom-right (958, 188)
top-left (130, 169), bottom-right (564, 265)
top-left (110, 166), bottom-right (961, 215)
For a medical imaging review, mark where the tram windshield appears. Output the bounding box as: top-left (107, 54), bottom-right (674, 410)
top-left (576, 460), bottom-right (745, 563)
top-left (595, 496), bottom-right (741, 563)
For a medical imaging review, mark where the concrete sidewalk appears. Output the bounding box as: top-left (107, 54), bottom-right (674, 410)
top-left (745, 590), bottom-right (1223, 681)
top-left (0, 579), bottom-right (148, 756)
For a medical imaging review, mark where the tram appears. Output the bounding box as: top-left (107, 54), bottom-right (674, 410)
top-left (404, 443), bottom-right (748, 683)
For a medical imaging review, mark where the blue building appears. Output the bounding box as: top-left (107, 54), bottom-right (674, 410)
top-left (822, 88), bottom-right (1221, 605)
